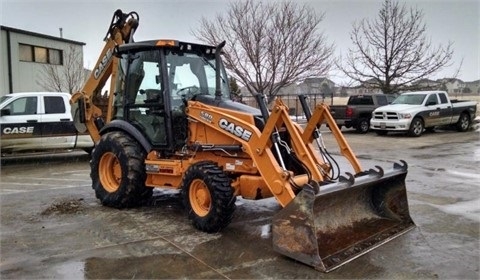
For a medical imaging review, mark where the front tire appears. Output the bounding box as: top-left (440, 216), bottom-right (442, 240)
top-left (408, 117), bottom-right (424, 137)
top-left (91, 131), bottom-right (152, 208)
top-left (456, 113), bottom-right (471, 132)
top-left (181, 161), bottom-right (236, 233)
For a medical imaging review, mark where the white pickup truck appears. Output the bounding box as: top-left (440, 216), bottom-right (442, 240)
top-left (370, 91), bottom-right (477, 137)
top-left (0, 92), bottom-right (94, 154)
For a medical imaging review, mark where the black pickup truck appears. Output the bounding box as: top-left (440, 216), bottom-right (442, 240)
top-left (330, 93), bottom-right (395, 133)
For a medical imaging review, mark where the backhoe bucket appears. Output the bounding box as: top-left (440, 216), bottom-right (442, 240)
top-left (272, 161), bottom-right (415, 272)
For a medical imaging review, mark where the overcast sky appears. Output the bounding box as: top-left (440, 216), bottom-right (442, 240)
top-left (1, 0), bottom-right (479, 85)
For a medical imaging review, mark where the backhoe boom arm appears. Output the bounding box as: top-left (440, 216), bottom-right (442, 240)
top-left (71, 10), bottom-right (139, 142)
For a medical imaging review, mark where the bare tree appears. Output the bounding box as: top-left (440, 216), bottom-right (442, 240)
top-left (193, 0), bottom-right (334, 102)
top-left (37, 45), bottom-right (88, 94)
top-left (339, 0), bottom-right (454, 94)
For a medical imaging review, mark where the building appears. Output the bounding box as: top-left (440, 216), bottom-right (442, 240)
top-left (1, 26), bottom-right (85, 95)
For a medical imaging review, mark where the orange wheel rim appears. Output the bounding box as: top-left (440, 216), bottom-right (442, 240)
top-left (99, 152), bottom-right (121, 193)
top-left (189, 179), bottom-right (211, 217)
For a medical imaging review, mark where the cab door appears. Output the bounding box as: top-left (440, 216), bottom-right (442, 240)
top-left (40, 95), bottom-right (77, 150)
top-left (0, 95), bottom-right (42, 152)
top-left (423, 93), bottom-right (442, 126)
top-left (437, 93), bottom-right (454, 125)
top-left (121, 51), bottom-right (168, 147)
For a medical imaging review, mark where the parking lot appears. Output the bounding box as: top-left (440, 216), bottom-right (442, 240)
top-left (1, 127), bottom-right (479, 279)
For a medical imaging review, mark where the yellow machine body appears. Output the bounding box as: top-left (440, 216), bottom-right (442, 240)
top-left (71, 9), bottom-right (415, 272)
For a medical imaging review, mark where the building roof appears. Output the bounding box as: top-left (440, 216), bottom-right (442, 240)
top-left (1, 25), bottom-right (85, 46)
top-left (303, 77), bottom-right (334, 84)
top-left (412, 78), bottom-right (439, 84)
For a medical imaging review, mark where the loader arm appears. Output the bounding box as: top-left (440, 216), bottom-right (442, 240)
top-left (187, 98), bottom-right (359, 207)
top-left (187, 100), bottom-right (296, 207)
top-left (70, 10), bottom-right (139, 142)
top-left (302, 102), bottom-right (363, 174)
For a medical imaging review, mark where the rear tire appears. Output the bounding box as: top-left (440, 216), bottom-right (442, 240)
top-left (408, 117), bottom-right (424, 137)
top-left (356, 118), bottom-right (370, 134)
top-left (181, 161), bottom-right (236, 233)
top-left (91, 131), bottom-right (151, 208)
top-left (456, 113), bottom-right (471, 132)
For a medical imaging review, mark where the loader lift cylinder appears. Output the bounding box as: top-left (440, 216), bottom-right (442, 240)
top-left (255, 93), bottom-right (288, 171)
top-left (298, 94), bottom-right (333, 175)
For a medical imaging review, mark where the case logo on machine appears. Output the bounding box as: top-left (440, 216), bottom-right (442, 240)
top-left (219, 118), bottom-right (252, 141)
top-left (3, 126), bottom-right (34, 134)
top-left (94, 48), bottom-right (113, 79)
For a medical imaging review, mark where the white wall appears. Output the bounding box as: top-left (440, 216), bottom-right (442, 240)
top-left (1, 27), bottom-right (84, 96)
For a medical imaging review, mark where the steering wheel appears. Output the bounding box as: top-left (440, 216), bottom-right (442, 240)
top-left (176, 86), bottom-right (200, 98)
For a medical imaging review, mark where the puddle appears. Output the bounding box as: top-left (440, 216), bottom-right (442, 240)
top-left (81, 254), bottom-right (221, 279)
top-left (434, 198), bottom-right (480, 222)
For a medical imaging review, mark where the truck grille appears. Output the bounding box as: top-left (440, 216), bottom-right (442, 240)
top-left (373, 111), bottom-right (398, 120)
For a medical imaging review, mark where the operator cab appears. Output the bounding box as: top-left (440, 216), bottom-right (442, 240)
top-left (113, 40), bottom-right (230, 152)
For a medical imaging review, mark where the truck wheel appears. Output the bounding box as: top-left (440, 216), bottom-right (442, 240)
top-left (408, 117), bottom-right (424, 137)
top-left (181, 161), bottom-right (236, 233)
top-left (456, 113), bottom-right (471, 132)
top-left (91, 131), bottom-right (151, 208)
top-left (356, 118), bottom-right (370, 134)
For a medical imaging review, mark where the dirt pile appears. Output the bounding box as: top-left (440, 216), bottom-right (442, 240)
top-left (41, 198), bottom-right (86, 215)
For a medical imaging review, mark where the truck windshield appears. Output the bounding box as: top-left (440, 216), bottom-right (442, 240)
top-left (0, 96), bottom-right (12, 105)
top-left (392, 94), bottom-right (426, 105)
top-left (166, 51), bottom-right (230, 100)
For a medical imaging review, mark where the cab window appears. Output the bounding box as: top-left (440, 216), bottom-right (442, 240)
top-left (377, 95), bottom-right (388, 106)
top-left (349, 95), bottom-right (373, 105)
top-left (438, 93), bottom-right (448, 104)
top-left (425, 94), bottom-right (438, 106)
top-left (44, 96), bottom-right (66, 114)
top-left (5, 97), bottom-right (37, 115)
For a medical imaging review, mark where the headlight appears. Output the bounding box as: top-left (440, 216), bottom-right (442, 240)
top-left (398, 113), bottom-right (412, 119)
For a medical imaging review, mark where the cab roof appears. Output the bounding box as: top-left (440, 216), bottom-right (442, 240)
top-left (4, 92), bottom-right (70, 97)
top-left (400, 91), bottom-right (447, 95)
top-left (116, 39), bottom-right (219, 55)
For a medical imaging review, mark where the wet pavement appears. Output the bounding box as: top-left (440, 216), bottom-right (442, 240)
top-left (1, 127), bottom-right (479, 279)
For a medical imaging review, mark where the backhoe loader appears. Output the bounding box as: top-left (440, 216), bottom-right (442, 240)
top-left (71, 9), bottom-right (415, 272)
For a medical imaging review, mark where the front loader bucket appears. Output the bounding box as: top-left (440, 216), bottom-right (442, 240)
top-left (272, 161), bottom-right (415, 272)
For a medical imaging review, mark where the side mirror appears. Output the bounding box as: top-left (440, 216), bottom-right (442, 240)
top-left (0, 108), bottom-right (11, 116)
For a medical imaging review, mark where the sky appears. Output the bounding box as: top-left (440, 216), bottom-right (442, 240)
top-left (1, 0), bottom-right (479, 85)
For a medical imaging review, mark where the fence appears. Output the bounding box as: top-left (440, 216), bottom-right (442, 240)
top-left (240, 93), bottom-right (335, 120)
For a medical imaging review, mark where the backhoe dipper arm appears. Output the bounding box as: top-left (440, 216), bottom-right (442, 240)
top-left (70, 9), bottom-right (139, 142)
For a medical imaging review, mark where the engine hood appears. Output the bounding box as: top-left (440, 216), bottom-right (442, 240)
top-left (375, 104), bottom-right (424, 113)
top-left (194, 94), bottom-right (262, 115)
